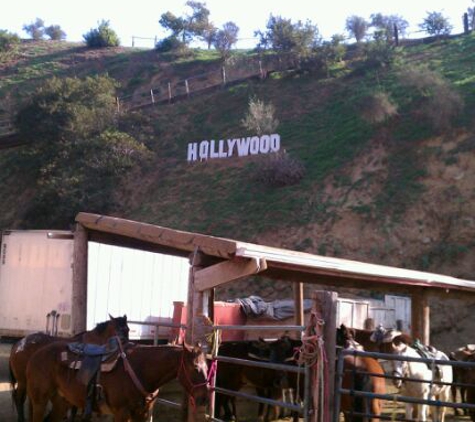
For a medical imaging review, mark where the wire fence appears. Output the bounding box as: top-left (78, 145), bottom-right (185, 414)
top-left (117, 52), bottom-right (300, 112)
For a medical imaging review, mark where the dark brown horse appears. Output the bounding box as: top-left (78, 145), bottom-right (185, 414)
top-left (26, 341), bottom-right (209, 422)
top-left (215, 337), bottom-right (300, 422)
top-left (9, 314), bottom-right (129, 422)
top-left (336, 325), bottom-right (387, 422)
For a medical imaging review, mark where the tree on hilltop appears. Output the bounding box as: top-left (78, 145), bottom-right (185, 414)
top-left (256, 15), bottom-right (321, 57)
top-left (159, 1), bottom-right (211, 46)
top-left (345, 15), bottom-right (368, 43)
top-left (23, 18), bottom-right (45, 40)
top-left (419, 11), bottom-right (453, 37)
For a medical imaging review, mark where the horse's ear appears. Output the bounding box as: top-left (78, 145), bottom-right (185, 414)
top-left (108, 313), bottom-right (114, 320)
top-left (123, 314), bottom-right (127, 320)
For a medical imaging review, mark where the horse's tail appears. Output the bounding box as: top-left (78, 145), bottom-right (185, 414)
top-left (8, 360), bottom-right (17, 406)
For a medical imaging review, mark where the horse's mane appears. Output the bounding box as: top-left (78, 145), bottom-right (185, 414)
top-left (94, 316), bottom-right (126, 334)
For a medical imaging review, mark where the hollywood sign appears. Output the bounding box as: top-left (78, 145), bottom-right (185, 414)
top-left (187, 133), bottom-right (280, 162)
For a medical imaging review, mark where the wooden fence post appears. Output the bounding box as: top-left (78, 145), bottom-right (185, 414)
top-left (116, 97), bottom-right (120, 113)
top-left (259, 60), bottom-right (264, 79)
top-left (168, 82), bottom-right (172, 103)
top-left (221, 67), bottom-right (226, 86)
top-left (132, 36), bottom-right (135, 47)
top-left (185, 79), bottom-right (190, 97)
top-left (311, 290), bottom-right (337, 422)
top-left (150, 89), bottom-right (155, 104)
top-left (464, 13), bottom-right (470, 34)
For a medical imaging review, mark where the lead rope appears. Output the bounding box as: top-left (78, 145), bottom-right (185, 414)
top-left (299, 312), bottom-right (329, 422)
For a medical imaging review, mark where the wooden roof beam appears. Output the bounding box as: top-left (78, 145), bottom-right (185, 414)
top-left (194, 257), bottom-right (267, 291)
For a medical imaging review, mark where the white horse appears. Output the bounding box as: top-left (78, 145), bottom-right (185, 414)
top-left (392, 343), bottom-right (453, 422)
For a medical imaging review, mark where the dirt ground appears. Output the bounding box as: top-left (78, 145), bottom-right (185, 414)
top-left (0, 340), bottom-right (472, 422)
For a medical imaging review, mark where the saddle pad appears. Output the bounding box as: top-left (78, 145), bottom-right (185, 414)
top-left (60, 350), bottom-right (120, 373)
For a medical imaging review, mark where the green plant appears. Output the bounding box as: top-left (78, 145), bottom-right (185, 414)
top-left (83, 20), bottom-right (120, 48)
top-left (241, 97), bottom-right (279, 135)
top-left (0, 30), bottom-right (20, 55)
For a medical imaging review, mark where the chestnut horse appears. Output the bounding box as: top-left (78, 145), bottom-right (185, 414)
top-left (26, 341), bottom-right (209, 422)
top-left (9, 314), bottom-right (129, 422)
top-left (337, 325), bottom-right (387, 422)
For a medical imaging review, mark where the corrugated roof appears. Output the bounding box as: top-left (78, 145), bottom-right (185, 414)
top-left (75, 212), bottom-right (475, 292)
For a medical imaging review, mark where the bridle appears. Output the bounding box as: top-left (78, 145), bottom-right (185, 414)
top-left (177, 348), bottom-right (216, 409)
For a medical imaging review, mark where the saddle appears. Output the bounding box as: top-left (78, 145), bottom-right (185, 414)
top-left (61, 336), bottom-right (122, 417)
top-left (412, 339), bottom-right (443, 379)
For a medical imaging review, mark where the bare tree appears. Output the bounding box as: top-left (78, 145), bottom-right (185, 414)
top-left (345, 15), bottom-right (368, 42)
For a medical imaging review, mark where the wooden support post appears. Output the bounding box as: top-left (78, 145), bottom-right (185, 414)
top-left (72, 224), bottom-right (88, 335)
top-left (293, 282), bottom-right (304, 339)
top-left (185, 249), bottom-right (211, 422)
top-left (411, 289), bottom-right (430, 344)
top-left (311, 290), bottom-right (338, 422)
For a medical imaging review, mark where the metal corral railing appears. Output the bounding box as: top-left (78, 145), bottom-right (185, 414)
top-left (208, 324), bottom-right (310, 422)
top-left (334, 348), bottom-right (475, 422)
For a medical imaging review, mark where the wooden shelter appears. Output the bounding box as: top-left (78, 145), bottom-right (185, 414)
top-left (74, 212), bottom-right (475, 421)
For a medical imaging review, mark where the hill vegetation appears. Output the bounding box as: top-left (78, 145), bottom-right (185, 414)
top-left (0, 30), bottom-right (474, 287)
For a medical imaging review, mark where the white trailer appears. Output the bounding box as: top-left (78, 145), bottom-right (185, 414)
top-left (0, 229), bottom-right (190, 340)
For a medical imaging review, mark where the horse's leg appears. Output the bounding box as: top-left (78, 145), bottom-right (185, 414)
top-left (12, 380), bottom-right (27, 422)
top-left (48, 394), bottom-right (70, 422)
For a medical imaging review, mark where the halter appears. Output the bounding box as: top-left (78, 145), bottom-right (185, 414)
top-left (177, 349), bottom-right (215, 410)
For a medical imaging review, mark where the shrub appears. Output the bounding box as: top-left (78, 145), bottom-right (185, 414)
top-left (0, 30), bottom-right (20, 54)
top-left (45, 25), bottom-right (66, 41)
top-left (155, 35), bottom-right (184, 52)
top-left (360, 91), bottom-right (398, 124)
top-left (254, 151), bottom-right (305, 187)
top-left (83, 20), bottom-right (120, 48)
top-left (241, 97), bottom-right (279, 136)
top-left (399, 66), bottom-right (463, 131)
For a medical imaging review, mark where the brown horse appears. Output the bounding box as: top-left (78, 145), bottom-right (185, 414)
top-left (336, 325), bottom-right (387, 422)
top-left (9, 314), bottom-right (129, 422)
top-left (26, 341), bottom-right (209, 422)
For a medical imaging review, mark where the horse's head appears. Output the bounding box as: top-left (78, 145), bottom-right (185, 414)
top-left (108, 314), bottom-right (130, 342)
top-left (179, 343), bottom-right (209, 407)
top-left (391, 342), bottom-right (408, 389)
top-left (336, 324), bottom-right (361, 350)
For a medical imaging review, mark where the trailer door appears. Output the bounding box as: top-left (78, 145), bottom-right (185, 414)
top-left (0, 230), bottom-right (74, 337)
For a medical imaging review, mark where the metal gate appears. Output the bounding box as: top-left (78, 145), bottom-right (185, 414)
top-left (334, 348), bottom-right (475, 422)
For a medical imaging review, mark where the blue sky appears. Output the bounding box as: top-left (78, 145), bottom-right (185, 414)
top-left (1, 0), bottom-right (471, 48)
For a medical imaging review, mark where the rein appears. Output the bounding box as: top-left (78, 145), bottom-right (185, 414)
top-left (117, 338), bottom-right (159, 405)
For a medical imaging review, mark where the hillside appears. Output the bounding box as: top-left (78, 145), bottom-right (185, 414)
top-left (1, 35), bottom-right (474, 294)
